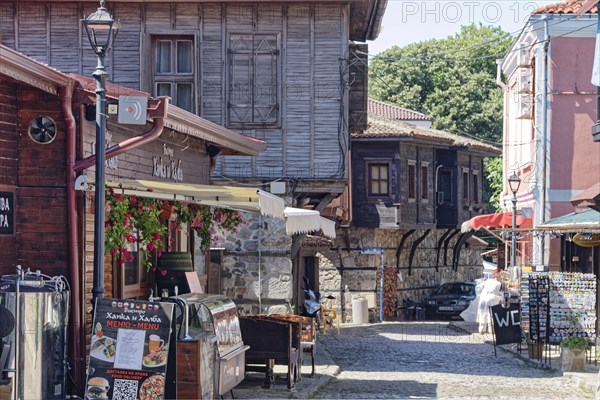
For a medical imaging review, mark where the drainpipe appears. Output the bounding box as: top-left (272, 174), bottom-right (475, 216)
top-left (60, 82), bottom-right (84, 386)
top-left (74, 97), bottom-right (169, 173)
top-left (541, 17), bottom-right (550, 267)
top-left (66, 95), bottom-right (167, 384)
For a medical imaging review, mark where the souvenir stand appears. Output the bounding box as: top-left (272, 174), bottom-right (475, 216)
top-left (520, 271), bottom-right (597, 362)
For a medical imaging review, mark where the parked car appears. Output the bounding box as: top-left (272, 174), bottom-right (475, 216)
top-left (424, 282), bottom-right (476, 319)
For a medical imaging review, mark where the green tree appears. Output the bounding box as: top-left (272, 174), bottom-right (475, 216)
top-left (369, 24), bottom-right (510, 210)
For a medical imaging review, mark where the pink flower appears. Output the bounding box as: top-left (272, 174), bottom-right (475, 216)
top-left (115, 194), bottom-right (122, 202)
top-left (157, 252), bottom-right (162, 258)
top-left (152, 267), bottom-right (157, 272)
top-left (130, 196), bottom-right (137, 203)
top-left (152, 232), bottom-right (159, 240)
top-left (168, 245), bottom-right (172, 252)
top-left (112, 248), bottom-right (118, 255)
top-left (160, 270), bottom-right (167, 277)
top-left (137, 209), bottom-right (143, 215)
top-left (147, 242), bottom-right (155, 251)
top-left (125, 213), bottom-right (132, 219)
top-left (123, 220), bottom-right (129, 227)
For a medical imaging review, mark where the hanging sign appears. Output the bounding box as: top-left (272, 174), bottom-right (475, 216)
top-left (85, 299), bottom-right (174, 400)
top-left (0, 192), bottom-right (14, 235)
top-left (491, 303), bottom-right (521, 345)
top-left (572, 233), bottom-right (600, 248)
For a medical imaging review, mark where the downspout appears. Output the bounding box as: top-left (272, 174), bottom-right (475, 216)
top-left (541, 17), bottom-right (550, 267)
top-left (61, 82), bottom-right (83, 386)
top-left (73, 97), bottom-right (169, 173)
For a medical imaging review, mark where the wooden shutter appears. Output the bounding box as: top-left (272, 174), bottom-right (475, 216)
top-left (228, 33), bottom-right (279, 126)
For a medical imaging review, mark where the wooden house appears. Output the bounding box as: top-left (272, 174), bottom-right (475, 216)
top-left (0, 0), bottom-right (387, 352)
top-left (0, 43), bottom-right (271, 386)
top-left (316, 101), bottom-right (501, 320)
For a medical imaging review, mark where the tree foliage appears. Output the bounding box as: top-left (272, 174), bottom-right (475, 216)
top-left (369, 24), bottom-right (510, 211)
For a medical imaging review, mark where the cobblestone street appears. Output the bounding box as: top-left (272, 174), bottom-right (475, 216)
top-left (313, 322), bottom-right (594, 400)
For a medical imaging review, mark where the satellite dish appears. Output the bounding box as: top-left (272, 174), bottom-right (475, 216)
top-left (28, 116), bottom-right (57, 144)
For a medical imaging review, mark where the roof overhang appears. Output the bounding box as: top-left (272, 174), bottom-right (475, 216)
top-left (537, 208), bottom-right (600, 232)
top-left (0, 45), bottom-right (70, 95)
top-left (72, 75), bottom-right (267, 156)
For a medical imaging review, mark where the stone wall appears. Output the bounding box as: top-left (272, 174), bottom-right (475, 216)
top-left (212, 213), bottom-right (294, 314)
top-left (317, 227), bottom-right (486, 322)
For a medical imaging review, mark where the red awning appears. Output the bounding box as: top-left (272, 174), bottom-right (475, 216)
top-left (461, 212), bottom-right (533, 232)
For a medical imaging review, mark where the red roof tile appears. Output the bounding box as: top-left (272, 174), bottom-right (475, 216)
top-left (532, 0), bottom-right (598, 14)
top-left (368, 98), bottom-right (432, 121)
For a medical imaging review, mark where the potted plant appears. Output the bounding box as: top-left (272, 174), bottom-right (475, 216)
top-left (559, 336), bottom-right (589, 372)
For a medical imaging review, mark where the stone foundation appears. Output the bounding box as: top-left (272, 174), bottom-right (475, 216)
top-left (318, 228), bottom-right (486, 322)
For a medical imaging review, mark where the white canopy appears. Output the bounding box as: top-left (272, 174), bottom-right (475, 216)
top-left (86, 177), bottom-right (285, 218)
top-left (284, 207), bottom-right (336, 239)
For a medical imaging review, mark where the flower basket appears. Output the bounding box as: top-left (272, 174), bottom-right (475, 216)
top-left (559, 337), bottom-right (588, 372)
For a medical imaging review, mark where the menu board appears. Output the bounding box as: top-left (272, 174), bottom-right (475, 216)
top-left (86, 299), bottom-right (174, 400)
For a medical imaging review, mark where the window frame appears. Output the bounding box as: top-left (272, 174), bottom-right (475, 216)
top-left (472, 170), bottom-right (480, 205)
top-left (420, 161), bottom-right (429, 202)
top-left (407, 160), bottom-right (416, 202)
top-left (462, 168), bottom-right (470, 202)
top-left (152, 36), bottom-right (196, 113)
top-left (366, 159), bottom-right (392, 199)
top-left (227, 32), bottom-right (281, 128)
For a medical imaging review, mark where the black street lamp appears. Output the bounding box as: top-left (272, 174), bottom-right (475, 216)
top-left (508, 173), bottom-right (521, 272)
top-left (82, 0), bottom-right (120, 305)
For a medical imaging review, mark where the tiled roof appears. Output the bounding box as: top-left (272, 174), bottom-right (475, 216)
top-left (532, 0), bottom-right (598, 14)
top-left (353, 115), bottom-right (501, 155)
top-left (368, 98), bottom-right (432, 121)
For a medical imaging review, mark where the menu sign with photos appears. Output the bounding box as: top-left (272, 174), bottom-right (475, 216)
top-left (86, 299), bottom-right (174, 400)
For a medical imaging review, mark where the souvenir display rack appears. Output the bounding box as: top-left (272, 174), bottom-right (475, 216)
top-left (524, 274), bottom-right (550, 345)
top-left (548, 272), bottom-right (597, 345)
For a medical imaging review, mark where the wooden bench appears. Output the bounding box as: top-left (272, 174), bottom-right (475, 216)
top-left (239, 317), bottom-right (299, 389)
top-left (267, 314), bottom-right (317, 377)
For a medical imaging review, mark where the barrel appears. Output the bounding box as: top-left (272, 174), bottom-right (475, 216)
top-left (156, 252), bottom-right (193, 296)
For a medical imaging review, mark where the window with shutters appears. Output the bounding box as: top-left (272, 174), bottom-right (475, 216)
top-left (227, 33), bottom-right (280, 127)
top-left (152, 36), bottom-right (195, 113)
top-left (367, 161), bottom-right (390, 198)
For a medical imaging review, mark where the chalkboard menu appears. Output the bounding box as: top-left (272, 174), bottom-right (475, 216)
top-left (86, 299), bottom-right (174, 400)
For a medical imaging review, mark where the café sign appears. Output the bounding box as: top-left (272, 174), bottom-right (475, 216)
top-left (0, 192), bottom-right (14, 235)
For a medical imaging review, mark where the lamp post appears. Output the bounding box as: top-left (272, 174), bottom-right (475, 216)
top-left (82, 1), bottom-right (120, 305)
top-left (508, 173), bottom-right (522, 272)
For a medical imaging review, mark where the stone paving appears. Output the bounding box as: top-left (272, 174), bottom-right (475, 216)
top-left (312, 321), bottom-right (594, 400)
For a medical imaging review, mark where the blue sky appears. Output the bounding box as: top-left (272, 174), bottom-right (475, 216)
top-left (369, 0), bottom-right (558, 55)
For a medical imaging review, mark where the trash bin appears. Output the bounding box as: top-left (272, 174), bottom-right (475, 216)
top-left (352, 296), bottom-right (369, 324)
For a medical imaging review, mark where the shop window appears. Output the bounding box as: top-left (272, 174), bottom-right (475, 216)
top-left (228, 33), bottom-right (279, 127)
top-left (117, 229), bottom-right (154, 300)
top-left (367, 162), bottom-right (390, 197)
top-left (153, 37), bottom-right (195, 113)
top-left (408, 161), bottom-right (416, 201)
top-left (420, 162), bottom-right (429, 201)
top-left (438, 170), bottom-right (453, 204)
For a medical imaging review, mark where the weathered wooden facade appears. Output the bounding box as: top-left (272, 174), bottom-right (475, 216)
top-left (316, 103), bottom-right (501, 321)
top-left (1, 0), bottom-right (387, 309)
top-left (0, 44), bottom-right (268, 387)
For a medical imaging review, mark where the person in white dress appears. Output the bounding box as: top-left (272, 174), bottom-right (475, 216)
top-left (476, 268), bottom-right (503, 334)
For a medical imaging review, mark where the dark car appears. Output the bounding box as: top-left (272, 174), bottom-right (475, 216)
top-left (424, 282), bottom-right (476, 319)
